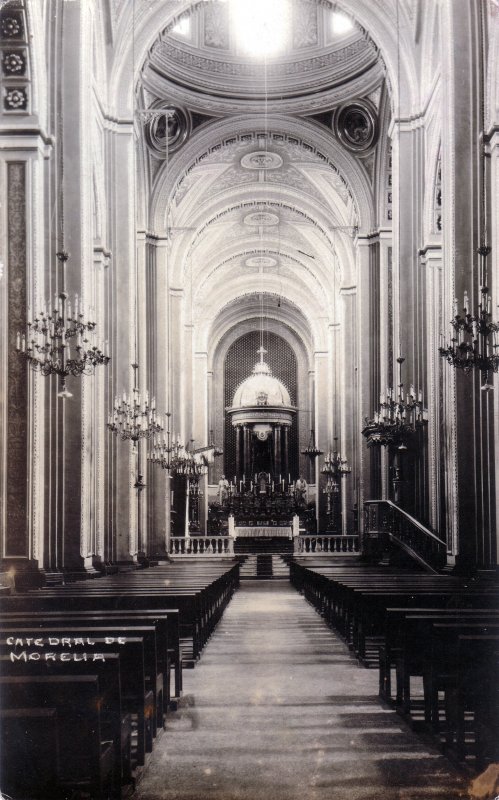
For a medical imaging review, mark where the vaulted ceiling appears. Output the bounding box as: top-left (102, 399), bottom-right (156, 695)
top-left (131, 0), bottom-right (393, 351)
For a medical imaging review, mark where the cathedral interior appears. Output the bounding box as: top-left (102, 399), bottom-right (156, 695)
top-left (0, 1), bottom-right (499, 799)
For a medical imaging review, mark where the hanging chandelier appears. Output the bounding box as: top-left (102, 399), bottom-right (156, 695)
top-left (439, 245), bottom-right (499, 387)
top-left (321, 441), bottom-right (351, 478)
top-left (148, 413), bottom-right (189, 473)
top-left (149, 423), bottom-right (217, 478)
top-left (107, 363), bottom-right (163, 444)
top-left (301, 428), bottom-right (324, 459)
top-left (362, 357), bottom-right (427, 449)
top-left (321, 439), bottom-right (351, 493)
top-left (16, 251), bottom-right (110, 398)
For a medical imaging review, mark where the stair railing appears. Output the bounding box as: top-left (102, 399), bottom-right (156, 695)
top-left (363, 500), bottom-right (447, 571)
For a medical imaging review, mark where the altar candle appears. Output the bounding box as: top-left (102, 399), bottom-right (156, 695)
top-left (288, 474), bottom-right (291, 484)
top-left (16, 332), bottom-right (20, 350)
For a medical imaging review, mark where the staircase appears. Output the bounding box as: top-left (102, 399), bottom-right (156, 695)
top-left (239, 555), bottom-right (290, 580)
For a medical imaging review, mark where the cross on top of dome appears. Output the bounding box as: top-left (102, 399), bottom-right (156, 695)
top-left (254, 346), bottom-right (271, 375)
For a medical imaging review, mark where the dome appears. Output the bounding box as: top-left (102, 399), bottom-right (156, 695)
top-left (232, 358), bottom-right (291, 409)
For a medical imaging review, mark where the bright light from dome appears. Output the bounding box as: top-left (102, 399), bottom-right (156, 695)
top-left (331, 11), bottom-right (354, 35)
top-left (173, 17), bottom-right (190, 37)
top-left (230, 0), bottom-right (291, 58)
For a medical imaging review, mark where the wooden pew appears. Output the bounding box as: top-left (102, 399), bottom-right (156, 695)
top-left (1, 630), bottom-right (153, 767)
top-left (0, 674), bottom-right (115, 799)
top-left (0, 652), bottom-right (132, 791)
top-left (0, 707), bottom-right (59, 799)
top-left (453, 635), bottom-right (499, 767)
top-left (379, 608), bottom-right (499, 704)
top-left (0, 607), bottom-right (182, 700)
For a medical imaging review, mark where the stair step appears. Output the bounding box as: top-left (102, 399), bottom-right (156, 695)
top-left (239, 554), bottom-right (290, 580)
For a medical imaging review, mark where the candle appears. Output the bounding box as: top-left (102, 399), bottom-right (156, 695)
top-left (463, 290), bottom-right (468, 314)
top-left (16, 332), bottom-right (20, 351)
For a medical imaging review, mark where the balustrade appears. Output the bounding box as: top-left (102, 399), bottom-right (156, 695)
top-left (363, 500), bottom-right (446, 570)
top-left (295, 535), bottom-right (360, 554)
top-left (169, 536), bottom-right (234, 557)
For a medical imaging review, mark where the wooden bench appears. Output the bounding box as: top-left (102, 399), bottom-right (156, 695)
top-left (0, 674), bottom-right (115, 799)
top-left (0, 651), bottom-right (132, 791)
top-left (0, 607), bottom-right (182, 700)
top-left (0, 707), bottom-right (60, 799)
top-left (1, 630), bottom-right (153, 767)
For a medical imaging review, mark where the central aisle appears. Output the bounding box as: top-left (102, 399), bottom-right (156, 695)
top-left (136, 581), bottom-right (468, 800)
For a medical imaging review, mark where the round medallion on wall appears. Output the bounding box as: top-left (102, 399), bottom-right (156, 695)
top-left (245, 256), bottom-right (278, 268)
top-left (144, 105), bottom-right (191, 157)
top-left (243, 211), bottom-right (280, 227)
top-left (241, 151), bottom-right (283, 170)
top-left (334, 101), bottom-right (377, 152)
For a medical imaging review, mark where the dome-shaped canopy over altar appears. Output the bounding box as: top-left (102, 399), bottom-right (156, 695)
top-left (231, 352), bottom-right (291, 409)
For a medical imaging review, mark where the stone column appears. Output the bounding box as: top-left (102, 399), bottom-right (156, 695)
top-left (243, 426), bottom-right (251, 481)
top-left (314, 351), bottom-right (328, 531)
top-left (379, 234), bottom-right (393, 501)
top-left (274, 425), bottom-right (282, 479)
top-left (148, 237), bottom-right (169, 558)
top-left (421, 246), bottom-right (443, 534)
top-left (340, 287), bottom-right (357, 534)
top-left (355, 238), bottom-right (373, 531)
top-left (282, 426), bottom-right (289, 481)
top-left (490, 128), bottom-right (499, 565)
top-left (440, 0), bottom-right (488, 568)
top-left (235, 425), bottom-right (241, 482)
top-left (193, 350), bottom-right (209, 534)
top-left (169, 288), bottom-right (184, 440)
top-left (110, 121), bottom-right (135, 563)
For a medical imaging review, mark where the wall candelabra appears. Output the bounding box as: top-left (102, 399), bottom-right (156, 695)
top-left (362, 357), bottom-right (426, 450)
top-left (439, 246), bottom-right (499, 389)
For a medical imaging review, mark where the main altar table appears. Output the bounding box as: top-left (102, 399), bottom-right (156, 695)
top-left (234, 526), bottom-right (292, 539)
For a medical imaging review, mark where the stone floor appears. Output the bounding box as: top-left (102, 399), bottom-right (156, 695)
top-left (135, 581), bottom-right (471, 800)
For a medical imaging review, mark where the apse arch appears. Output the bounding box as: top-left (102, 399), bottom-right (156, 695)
top-left (208, 316), bottom-right (313, 484)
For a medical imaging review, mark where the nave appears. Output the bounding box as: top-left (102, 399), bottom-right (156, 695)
top-left (136, 581), bottom-right (467, 800)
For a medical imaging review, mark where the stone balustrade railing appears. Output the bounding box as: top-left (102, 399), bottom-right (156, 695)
top-left (169, 536), bottom-right (235, 557)
top-left (295, 534), bottom-right (360, 554)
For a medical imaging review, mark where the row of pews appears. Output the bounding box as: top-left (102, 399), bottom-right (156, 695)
top-left (0, 560), bottom-right (239, 800)
top-left (290, 556), bottom-right (499, 770)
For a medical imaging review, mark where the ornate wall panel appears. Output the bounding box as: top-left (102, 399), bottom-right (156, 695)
top-left (6, 162), bottom-right (28, 557)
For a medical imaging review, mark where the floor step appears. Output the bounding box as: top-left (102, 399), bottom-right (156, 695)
top-left (240, 554), bottom-right (290, 580)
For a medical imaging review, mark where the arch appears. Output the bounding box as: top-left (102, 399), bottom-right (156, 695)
top-left (209, 316), bottom-right (313, 484)
top-left (150, 116), bottom-right (374, 236)
top-left (110, 1), bottom-right (418, 120)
